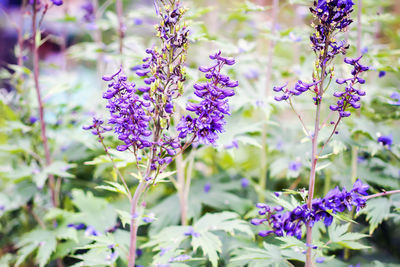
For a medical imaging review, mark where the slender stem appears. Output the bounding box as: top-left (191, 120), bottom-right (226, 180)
top-left (259, 0), bottom-right (279, 202)
top-left (305, 30), bottom-right (331, 267)
top-left (32, 0), bottom-right (57, 207)
top-left (288, 98), bottom-right (311, 138)
top-left (364, 190), bottom-right (400, 200)
top-left (317, 117), bottom-right (341, 156)
top-left (115, 0), bottom-right (124, 57)
top-left (127, 181), bottom-right (147, 267)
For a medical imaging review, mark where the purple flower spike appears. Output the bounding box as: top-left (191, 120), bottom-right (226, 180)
top-left (253, 179), bottom-right (369, 240)
top-left (177, 51), bottom-right (238, 145)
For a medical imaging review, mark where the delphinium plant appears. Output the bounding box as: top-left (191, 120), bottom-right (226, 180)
top-left (251, 0), bottom-right (400, 266)
top-left (83, 0), bottom-right (238, 266)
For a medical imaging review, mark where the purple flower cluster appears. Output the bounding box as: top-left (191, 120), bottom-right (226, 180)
top-left (378, 135), bottom-right (392, 148)
top-left (101, 69), bottom-right (152, 151)
top-left (329, 55), bottom-right (369, 117)
top-left (273, 80), bottom-right (321, 101)
top-left (82, 117), bottom-right (112, 139)
top-left (310, 0), bottom-right (354, 60)
top-left (251, 179), bottom-right (369, 239)
top-left (177, 51), bottom-right (238, 145)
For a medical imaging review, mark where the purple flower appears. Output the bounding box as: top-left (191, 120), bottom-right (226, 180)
top-left (51, 0), bottom-right (63, 6)
top-left (85, 225), bottom-right (100, 236)
top-left (378, 135), bottom-right (392, 148)
top-left (330, 56), bottom-right (369, 118)
top-left (378, 71), bottom-right (386, 78)
top-left (316, 257), bottom-right (325, 263)
top-left (288, 161), bottom-right (302, 171)
top-left (253, 179), bottom-right (369, 240)
top-left (204, 182), bottom-right (211, 193)
top-left (388, 92), bottom-right (400, 106)
top-left (29, 116), bottom-right (38, 124)
top-left (67, 223), bottom-right (86, 230)
top-left (241, 178), bottom-right (249, 188)
top-left (143, 217), bottom-right (154, 223)
top-left (184, 227), bottom-right (200, 237)
top-left (177, 51), bottom-right (238, 145)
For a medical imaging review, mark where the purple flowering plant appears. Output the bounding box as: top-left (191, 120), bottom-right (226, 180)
top-left (253, 0), bottom-right (394, 266)
top-left (83, 0), bottom-right (238, 266)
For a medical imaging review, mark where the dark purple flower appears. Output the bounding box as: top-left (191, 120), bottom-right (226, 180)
top-left (29, 116), bottom-right (38, 124)
top-left (178, 51), bottom-right (238, 145)
top-left (378, 135), bottom-right (392, 148)
top-left (378, 71), bottom-right (386, 78)
top-left (253, 179), bottom-right (369, 240)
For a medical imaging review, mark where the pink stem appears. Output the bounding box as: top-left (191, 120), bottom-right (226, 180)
top-left (32, 0), bottom-right (57, 207)
top-left (364, 190), bottom-right (400, 200)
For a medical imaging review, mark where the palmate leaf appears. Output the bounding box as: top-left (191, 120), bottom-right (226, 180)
top-left (358, 197), bottom-right (393, 234)
top-left (327, 223), bottom-right (369, 250)
top-left (193, 211), bottom-right (253, 237)
top-left (15, 227), bottom-right (74, 267)
top-left (230, 242), bottom-right (297, 267)
top-left (191, 231), bottom-right (221, 267)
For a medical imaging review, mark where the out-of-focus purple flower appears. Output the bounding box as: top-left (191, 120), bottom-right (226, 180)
top-left (388, 92), bottom-right (400, 106)
top-left (142, 217), bottom-right (154, 223)
top-left (85, 225), bottom-right (100, 236)
top-left (133, 18), bottom-right (143, 25)
top-left (67, 223), bottom-right (86, 230)
top-left (348, 264), bottom-right (360, 267)
top-left (378, 135), bottom-right (392, 148)
top-left (378, 71), bottom-right (386, 78)
top-left (289, 32), bottom-right (302, 42)
top-left (105, 251), bottom-right (118, 261)
top-left (225, 139), bottom-right (239, 149)
top-left (82, 1), bottom-right (95, 23)
top-left (274, 192), bottom-right (281, 197)
top-left (0, 205), bottom-right (5, 211)
top-left (184, 227), bottom-right (200, 237)
top-left (136, 248), bottom-right (143, 257)
top-left (29, 116), bottom-right (38, 124)
top-left (361, 47), bottom-right (368, 55)
top-left (244, 68), bottom-right (259, 80)
top-left (288, 161), bottom-right (302, 171)
top-left (51, 0), bottom-right (63, 6)
top-left (253, 179), bottom-right (369, 239)
top-left (204, 182), bottom-right (211, 193)
top-left (316, 257), bottom-right (325, 263)
top-left (160, 247), bottom-right (170, 256)
top-left (241, 178), bottom-right (249, 188)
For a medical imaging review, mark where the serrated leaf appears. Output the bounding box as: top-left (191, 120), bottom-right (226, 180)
top-left (191, 231), bottom-right (221, 267)
top-left (359, 197), bottom-right (392, 234)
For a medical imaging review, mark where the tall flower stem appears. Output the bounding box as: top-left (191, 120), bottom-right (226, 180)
top-left (259, 0), bottom-right (279, 202)
top-left (32, 0), bottom-right (57, 207)
top-left (305, 33), bottom-right (330, 267)
top-left (128, 181), bottom-right (147, 267)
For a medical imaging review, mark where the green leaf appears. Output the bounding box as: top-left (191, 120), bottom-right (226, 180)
top-left (191, 231), bottom-right (221, 267)
top-left (328, 223), bottom-right (369, 250)
top-left (95, 181), bottom-right (130, 198)
top-left (359, 197), bottom-right (392, 234)
top-left (37, 237), bottom-right (57, 267)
